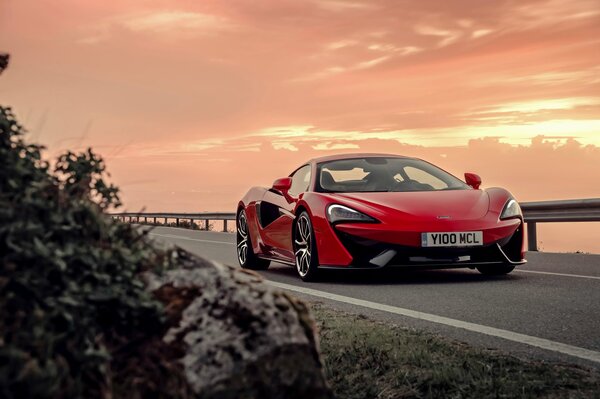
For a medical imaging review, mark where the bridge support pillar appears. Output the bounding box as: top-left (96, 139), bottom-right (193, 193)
top-left (190, 218), bottom-right (194, 229)
top-left (154, 217), bottom-right (157, 224)
top-left (176, 218), bottom-right (179, 227)
top-left (223, 220), bottom-right (228, 232)
top-left (205, 220), bottom-right (210, 231)
top-left (527, 222), bottom-right (538, 251)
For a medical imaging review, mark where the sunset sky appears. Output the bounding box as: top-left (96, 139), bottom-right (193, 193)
top-left (1, 0), bottom-right (599, 252)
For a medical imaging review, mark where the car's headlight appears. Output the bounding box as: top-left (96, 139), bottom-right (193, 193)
top-left (327, 204), bottom-right (377, 224)
top-left (500, 199), bottom-right (522, 220)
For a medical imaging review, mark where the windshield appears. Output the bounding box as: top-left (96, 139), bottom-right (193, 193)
top-left (317, 157), bottom-right (469, 193)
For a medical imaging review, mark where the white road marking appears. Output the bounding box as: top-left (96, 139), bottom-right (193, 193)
top-left (266, 280), bottom-right (600, 364)
top-left (516, 269), bottom-right (600, 281)
top-left (149, 232), bottom-right (235, 246)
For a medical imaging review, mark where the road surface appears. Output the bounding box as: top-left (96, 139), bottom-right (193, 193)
top-left (146, 226), bottom-right (600, 368)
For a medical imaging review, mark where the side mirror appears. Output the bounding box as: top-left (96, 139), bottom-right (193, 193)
top-left (464, 173), bottom-right (481, 189)
top-left (272, 177), bottom-right (292, 194)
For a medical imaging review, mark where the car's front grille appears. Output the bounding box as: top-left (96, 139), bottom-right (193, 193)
top-left (335, 227), bottom-right (521, 268)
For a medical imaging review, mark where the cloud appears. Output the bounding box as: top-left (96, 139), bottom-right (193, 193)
top-left (180, 139), bottom-right (225, 152)
top-left (476, 97), bottom-right (600, 114)
top-left (121, 11), bottom-right (230, 33)
top-left (508, 0), bottom-right (600, 30)
top-left (312, 142), bottom-right (360, 150)
top-left (291, 49), bottom-right (399, 81)
top-left (142, 114), bottom-right (600, 158)
top-left (355, 55), bottom-right (390, 69)
top-left (314, 0), bottom-right (377, 12)
top-left (368, 43), bottom-right (423, 55)
top-left (471, 67), bottom-right (600, 88)
top-left (257, 125), bottom-right (315, 139)
top-left (258, 126), bottom-right (397, 145)
top-left (272, 142), bottom-right (299, 151)
top-left (471, 29), bottom-right (493, 38)
top-left (79, 10), bottom-right (233, 44)
top-left (327, 40), bottom-right (359, 50)
top-left (414, 25), bottom-right (461, 47)
top-left (229, 143), bottom-right (262, 152)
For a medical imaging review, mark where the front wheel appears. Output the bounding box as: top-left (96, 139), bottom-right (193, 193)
top-left (293, 211), bottom-right (319, 282)
top-left (237, 209), bottom-right (270, 270)
top-left (476, 264), bottom-right (515, 275)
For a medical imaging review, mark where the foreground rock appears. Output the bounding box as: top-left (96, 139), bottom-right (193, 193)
top-left (149, 250), bottom-right (332, 399)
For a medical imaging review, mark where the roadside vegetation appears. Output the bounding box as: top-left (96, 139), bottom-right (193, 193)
top-left (311, 303), bottom-right (600, 399)
top-left (0, 57), bottom-right (191, 398)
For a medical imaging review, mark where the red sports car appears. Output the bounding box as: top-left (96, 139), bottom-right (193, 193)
top-left (237, 154), bottom-right (526, 281)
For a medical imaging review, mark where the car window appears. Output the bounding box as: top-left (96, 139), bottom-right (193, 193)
top-left (288, 165), bottom-right (311, 196)
top-left (317, 157), bottom-right (467, 193)
top-left (326, 167), bottom-right (368, 182)
top-left (404, 166), bottom-right (448, 189)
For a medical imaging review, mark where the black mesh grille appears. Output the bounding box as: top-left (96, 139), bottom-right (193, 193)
top-left (336, 228), bottom-right (517, 268)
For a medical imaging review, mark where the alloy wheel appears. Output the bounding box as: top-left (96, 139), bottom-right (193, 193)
top-left (294, 214), bottom-right (312, 277)
top-left (237, 210), bottom-right (249, 266)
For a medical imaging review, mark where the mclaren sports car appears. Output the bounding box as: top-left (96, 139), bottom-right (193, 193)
top-left (236, 154), bottom-right (526, 281)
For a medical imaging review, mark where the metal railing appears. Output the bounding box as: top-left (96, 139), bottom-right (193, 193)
top-left (520, 198), bottom-right (600, 251)
top-left (112, 212), bottom-right (236, 232)
top-left (112, 198), bottom-right (600, 251)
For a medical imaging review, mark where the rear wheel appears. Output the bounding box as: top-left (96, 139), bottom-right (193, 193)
top-left (294, 211), bottom-right (319, 282)
top-left (476, 264), bottom-right (515, 275)
top-left (237, 209), bottom-right (270, 270)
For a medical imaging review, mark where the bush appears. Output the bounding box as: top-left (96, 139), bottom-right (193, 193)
top-left (0, 60), bottom-right (189, 398)
top-left (0, 54), bottom-right (8, 73)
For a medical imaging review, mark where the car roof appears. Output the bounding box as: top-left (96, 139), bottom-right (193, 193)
top-left (309, 153), bottom-right (411, 164)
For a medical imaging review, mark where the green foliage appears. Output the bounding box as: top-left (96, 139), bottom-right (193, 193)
top-left (0, 54), bottom-right (8, 74)
top-left (55, 149), bottom-right (121, 210)
top-left (0, 104), bottom-right (180, 397)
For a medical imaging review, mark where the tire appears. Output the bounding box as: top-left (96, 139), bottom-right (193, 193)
top-left (237, 209), bottom-right (270, 270)
top-left (476, 264), bottom-right (515, 275)
top-left (293, 211), bottom-right (320, 282)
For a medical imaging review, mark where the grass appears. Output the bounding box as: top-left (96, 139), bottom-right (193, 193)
top-left (310, 303), bottom-right (600, 399)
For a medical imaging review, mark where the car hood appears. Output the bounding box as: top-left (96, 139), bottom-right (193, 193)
top-left (332, 189), bottom-right (490, 221)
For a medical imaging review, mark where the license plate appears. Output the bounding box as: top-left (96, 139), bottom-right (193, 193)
top-left (421, 231), bottom-right (483, 247)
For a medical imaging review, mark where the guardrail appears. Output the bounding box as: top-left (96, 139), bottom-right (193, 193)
top-left (520, 198), bottom-right (600, 251)
top-left (112, 212), bottom-right (236, 232)
top-left (112, 197), bottom-right (600, 251)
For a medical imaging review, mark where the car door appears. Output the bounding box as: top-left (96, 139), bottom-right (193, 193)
top-left (257, 165), bottom-right (312, 262)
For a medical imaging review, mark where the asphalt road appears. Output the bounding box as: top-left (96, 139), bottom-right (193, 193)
top-left (147, 226), bottom-right (600, 368)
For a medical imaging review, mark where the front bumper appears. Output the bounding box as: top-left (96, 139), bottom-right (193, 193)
top-left (322, 222), bottom-right (526, 269)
